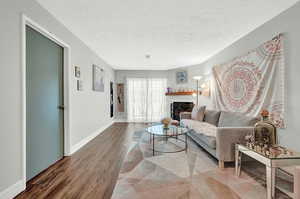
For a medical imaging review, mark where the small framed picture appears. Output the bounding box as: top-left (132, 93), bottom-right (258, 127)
top-left (176, 70), bottom-right (188, 84)
top-left (77, 80), bottom-right (83, 91)
top-left (75, 66), bottom-right (80, 78)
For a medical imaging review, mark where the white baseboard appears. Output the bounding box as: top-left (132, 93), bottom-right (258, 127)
top-left (0, 180), bottom-right (25, 199)
top-left (70, 121), bottom-right (114, 154)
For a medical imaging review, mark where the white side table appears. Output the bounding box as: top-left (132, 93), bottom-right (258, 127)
top-left (235, 144), bottom-right (300, 199)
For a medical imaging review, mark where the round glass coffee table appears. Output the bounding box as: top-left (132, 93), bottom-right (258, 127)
top-left (146, 124), bottom-right (188, 156)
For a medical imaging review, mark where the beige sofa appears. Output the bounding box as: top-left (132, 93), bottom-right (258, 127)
top-left (180, 108), bottom-right (258, 168)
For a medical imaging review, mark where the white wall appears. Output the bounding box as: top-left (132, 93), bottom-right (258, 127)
top-left (169, 2), bottom-right (300, 151)
top-left (0, 0), bottom-right (114, 196)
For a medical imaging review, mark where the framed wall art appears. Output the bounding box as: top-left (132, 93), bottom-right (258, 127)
top-left (75, 66), bottom-right (80, 78)
top-left (117, 83), bottom-right (124, 112)
top-left (77, 80), bottom-right (83, 91)
top-left (176, 70), bottom-right (188, 84)
top-left (92, 64), bottom-right (104, 92)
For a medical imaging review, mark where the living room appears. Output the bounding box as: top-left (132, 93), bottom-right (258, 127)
top-left (1, 0), bottom-right (300, 199)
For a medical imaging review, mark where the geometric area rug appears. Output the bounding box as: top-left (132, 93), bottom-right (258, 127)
top-left (111, 129), bottom-right (291, 199)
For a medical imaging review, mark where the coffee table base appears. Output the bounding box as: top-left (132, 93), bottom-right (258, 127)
top-left (151, 133), bottom-right (188, 156)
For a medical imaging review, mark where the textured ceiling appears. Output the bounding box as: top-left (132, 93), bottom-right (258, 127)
top-left (36, 0), bottom-right (299, 70)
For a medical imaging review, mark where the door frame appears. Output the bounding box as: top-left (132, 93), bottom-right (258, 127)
top-left (21, 14), bottom-right (72, 187)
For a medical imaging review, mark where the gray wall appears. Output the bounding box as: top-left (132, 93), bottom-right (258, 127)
top-left (115, 2), bottom-right (300, 152)
top-left (0, 0), bottom-right (114, 194)
top-left (2, 0), bottom-right (300, 195)
top-left (173, 2), bottom-right (300, 151)
top-left (167, 67), bottom-right (213, 108)
top-left (115, 69), bottom-right (211, 121)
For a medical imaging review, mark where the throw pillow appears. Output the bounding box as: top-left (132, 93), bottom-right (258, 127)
top-left (204, 110), bottom-right (221, 126)
top-left (191, 105), bottom-right (206, 121)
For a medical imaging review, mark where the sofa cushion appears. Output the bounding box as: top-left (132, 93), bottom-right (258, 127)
top-left (181, 119), bottom-right (217, 149)
top-left (204, 110), bottom-right (221, 126)
top-left (189, 131), bottom-right (217, 149)
top-left (218, 111), bottom-right (259, 127)
top-left (191, 105), bottom-right (206, 121)
top-left (181, 119), bottom-right (217, 137)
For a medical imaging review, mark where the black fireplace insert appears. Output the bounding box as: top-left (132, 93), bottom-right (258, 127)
top-left (171, 102), bottom-right (194, 121)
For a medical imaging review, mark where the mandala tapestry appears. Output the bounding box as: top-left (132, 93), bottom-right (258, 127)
top-left (212, 34), bottom-right (285, 128)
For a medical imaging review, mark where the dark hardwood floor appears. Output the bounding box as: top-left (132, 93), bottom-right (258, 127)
top-left (15, 123), bottom-right (146, 199)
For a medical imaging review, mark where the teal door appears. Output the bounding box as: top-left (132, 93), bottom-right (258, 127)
top-left (26, 26), bottom-right (64, 181)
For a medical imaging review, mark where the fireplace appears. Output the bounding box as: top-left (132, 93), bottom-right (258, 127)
top-left (171, 102), bottom-right (194, 121)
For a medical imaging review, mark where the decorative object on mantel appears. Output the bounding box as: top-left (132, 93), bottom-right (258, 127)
top-left (117, 83), bottom-right (124, 112)
top-left (75, 66), bottom-right (80, 78)
top-left (167, 87), bottom-right (172, 93)
top-left (212, 34), bottom-right (285, 128)
top-left (92, 64), bottom-right (104, 92)
top-left (176, 70), bottom-right (188, 84)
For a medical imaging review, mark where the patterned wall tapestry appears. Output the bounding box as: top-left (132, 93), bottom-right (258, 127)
top-left (212, 34), bottom-right (285, 128)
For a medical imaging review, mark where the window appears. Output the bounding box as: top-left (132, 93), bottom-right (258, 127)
top-left (127, 78), bottom-right (167, 122)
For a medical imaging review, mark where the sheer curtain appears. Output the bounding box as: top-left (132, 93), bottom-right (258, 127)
top-left (127, 78), bottom-right (167, 122)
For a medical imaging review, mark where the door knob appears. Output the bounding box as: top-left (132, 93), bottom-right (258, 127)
top-left (58, 105), bottom-right (65, 110)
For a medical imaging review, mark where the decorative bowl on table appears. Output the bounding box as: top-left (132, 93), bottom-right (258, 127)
top-left (161, 117), bottom-right (171, 128)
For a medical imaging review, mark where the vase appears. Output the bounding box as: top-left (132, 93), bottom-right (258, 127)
top-left (254, 113), bottom-right (277, 146)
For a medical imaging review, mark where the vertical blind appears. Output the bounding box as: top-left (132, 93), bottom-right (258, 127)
top-left (127, 78), bottom-right (167, 122)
